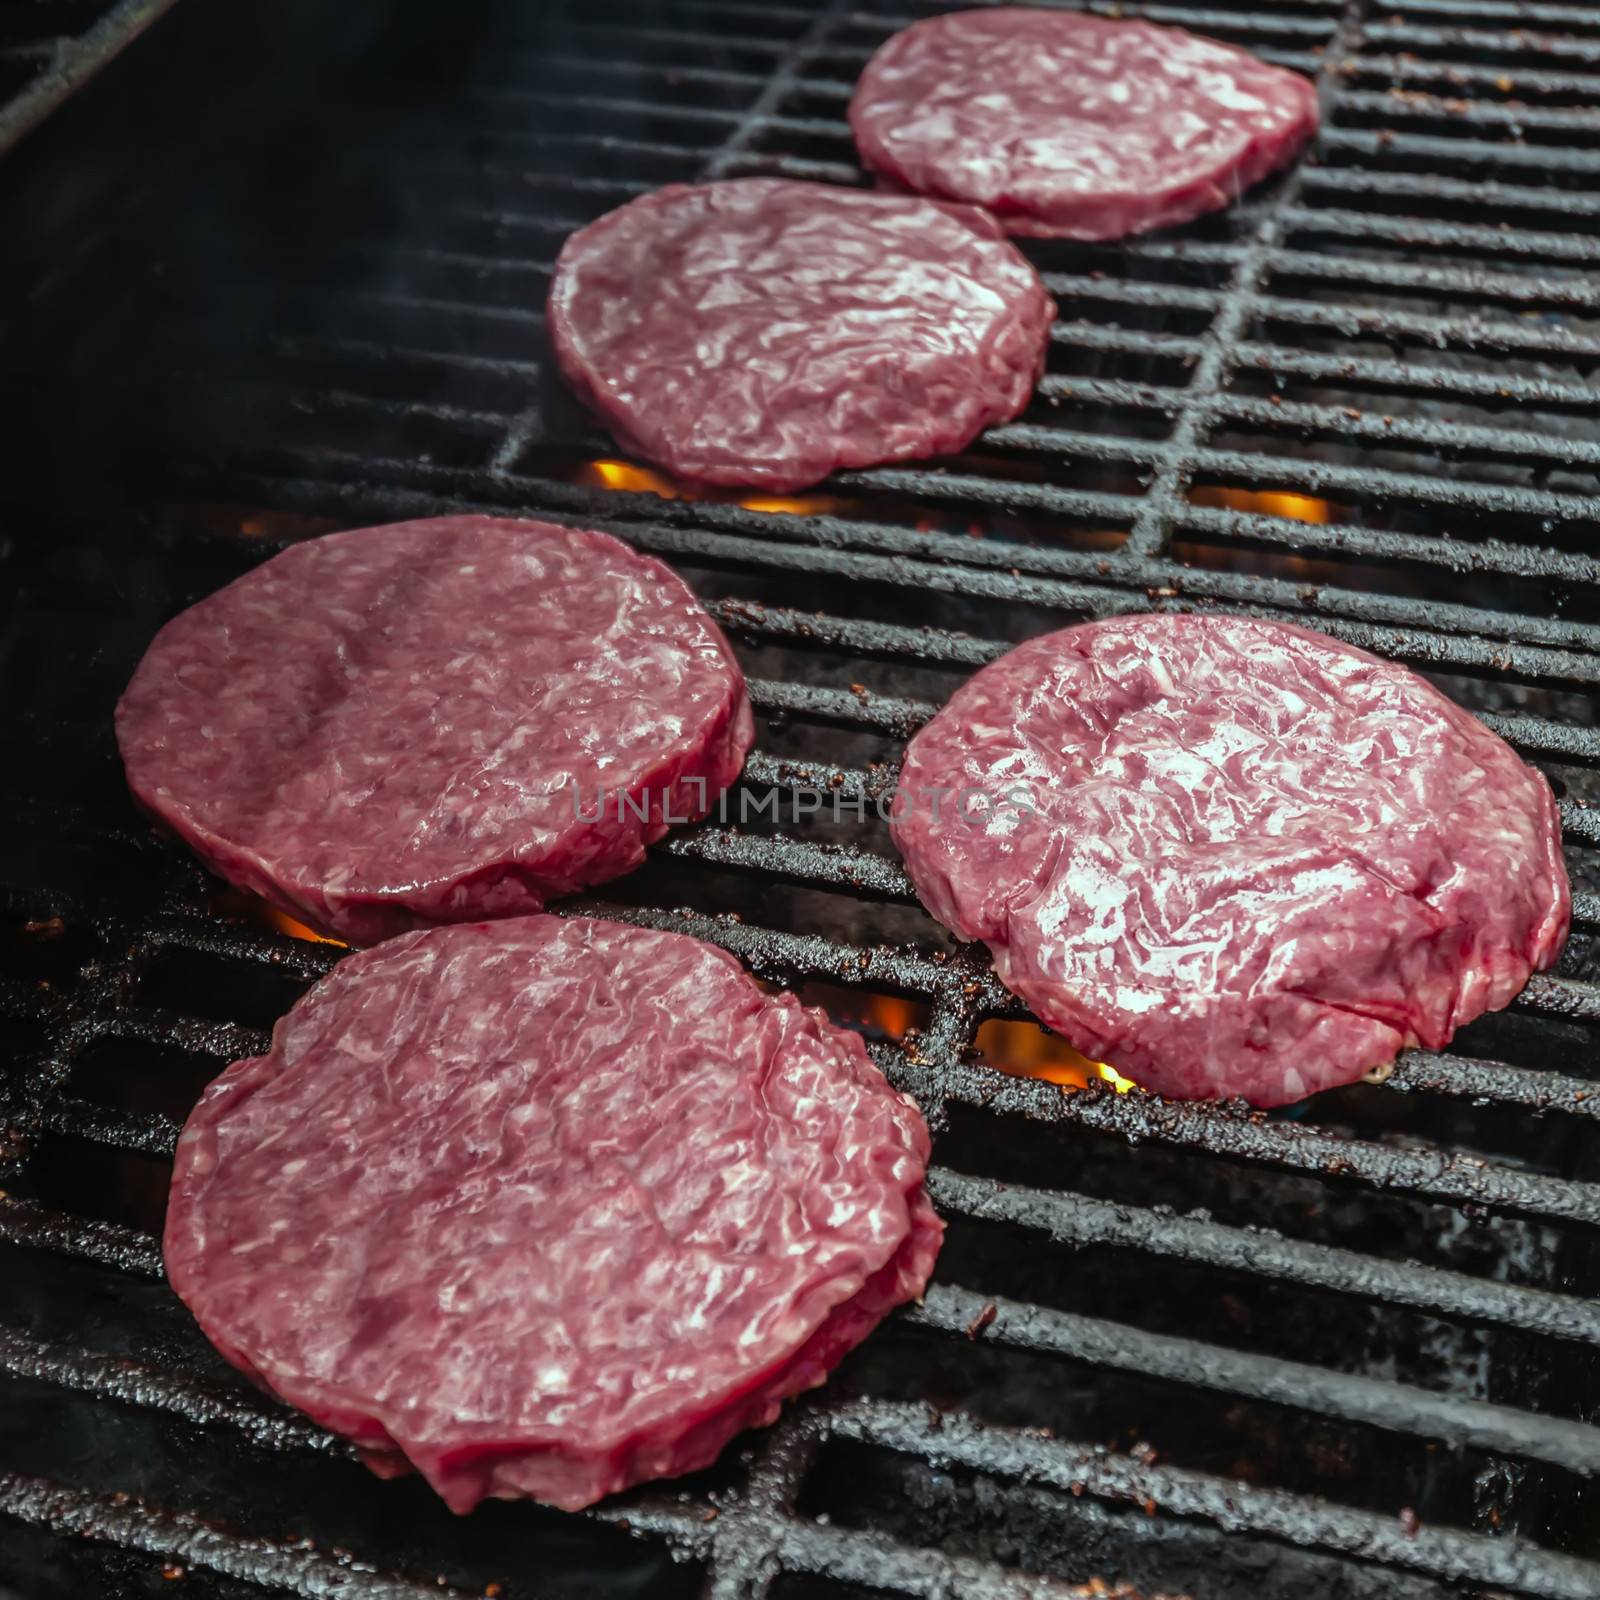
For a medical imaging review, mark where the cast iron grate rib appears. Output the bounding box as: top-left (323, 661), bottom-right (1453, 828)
top-left (6, 0), bottom-right (1600, 1596)
top-left (0, 0), bottom-right (177, 153)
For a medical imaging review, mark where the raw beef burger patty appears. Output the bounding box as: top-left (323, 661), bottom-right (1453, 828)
top-left (116, 516), bottom-right (753, 944)
top-left (892, 614), bottom-right (1569, 1106)
top-left (547, 178), bottom-right (1055, 492)
top-left (849, 9), bottom-right (1320, 240)
top-left (165, 915), bottom-right (942, 1512)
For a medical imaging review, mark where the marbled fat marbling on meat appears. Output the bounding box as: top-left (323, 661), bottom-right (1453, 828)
top-left (890, 614), bottom-right (1568, 1106)
top-left (116, 516), bottom-right (753, 944)
top-left (548, 178), bottom-right (1055, 492)
top-left (850, 9), bottom-right (1320, 240)
top-left (164, 915), bottom-right (942, 1512)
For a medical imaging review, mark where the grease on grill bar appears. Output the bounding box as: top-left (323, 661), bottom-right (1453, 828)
top-left (4, 0), bottom-right (1600, 1597)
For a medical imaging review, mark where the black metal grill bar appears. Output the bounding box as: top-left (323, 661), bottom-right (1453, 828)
top-left (39, 1096), bottom-right (179, 1159)
top-left (476, 89), bottom-right (746, 130)
top-left (830, 1400), bottom-right (1600, 1600)
top-left (608, 102), bottom-right (1600, 191)
top-left (0, 1327), bottom-right (350, 1461)
top-left (1290, 206), bottom-right (1600, 265)
top-left (9, 1148), bottom-right (1600, 1473)
top-left (1264, 252), bottom-right (1600, 314)
top-left (662, 827), bottom-right (918, 899)
top-left (1016, 382), bottom-right (1600, 474)
top-left (1177, 505), bottom-right (1600, 587)
top-left (515, 52), bottom-right (778, 94)
top-left (1387, 1049), bottom-right (1600, 1116)
top-left (1216, 393), bottom-right (1600, 468)
top-left (1336, 85), bottom-right (1600, 131)
top-left (754, 1512), bottom-right (1094, 1600)
top-left (878, 1047), bottom-right (1600, 1227)
top-left (612, 513), bottom-right (1600, 693)
top-left (853, 5), bottom-right (1340, 40)
top-left (208, 452), bottom-right (1600, 677)
top-left (740, 749), bottom-right (894, 802)
top-left (10, 1327), bottom-right (1598, 1600)
top-left (88, 901), bottom-right (1600, 1245)
top-left (1252, 290), bottom-right (1600, 361)
top-left (471, 346), bottom-right (1587, 488)
top-left (559, 22), bottom-right (797, 57)
top-left (1355, 53), bottom-right (1600, 99)
top-left (749, 677), bottom-right (930, 734)
top-left (1300, 166), bottom-right (1600, 225)
top-left (142, 915), bottom-right (341, 984)
top-left (0, 1473), bottom-right (478, 1600)
top-left (1398, 0), bottom-right (1600, 24)
top-left (1367, 22), bottom-right (1600, 64)
top-left (1045, 272), bottom-right (1221, 314)
top-left (702, 0), bottom-right (845, 182)
top-left (1067, 0), bottom-right (1355, 559)
top-left (276, 334), bottom-right (545, 383)
top-left (642, 0), bottom-right (820, 22)
top-left (1516, 972), bottom-right (1600, 1023)
top-left (723, 597), bottom-right (1600, 771)
top-left (910, 1282), bottom-right (1600, 1474)
top-left (1048, 320), bottom-right (1205, 360)
top-left (7, 1241), bottom-right (1600, 1597)
top-left (926, 1169), bottom-right (1600, 1345)
top-left (1231, 344), bottom-right (1600, 412)
top-left (1188, 446), bottom-right (1600, 525)
top-left (0, 1195), bottom-right (162, 1278)
top-left (0, 0), bottom-right (180, 155)
top-left (704, 597), bottom-right (1001, 668)
top-left (1320, 124), bottom-right (1600, 175)
top-left (108, 1004), bottom-right (283, 1064)
top-left (688, 1421), bottom-right (816, 1600)
top-left (723, 149), bottom-right (862, 183)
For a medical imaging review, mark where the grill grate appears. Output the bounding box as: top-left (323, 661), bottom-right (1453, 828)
top-left (0, 0), bottom-right (177, 153)
top-left (6, 0), bottom-right (1600, 1597)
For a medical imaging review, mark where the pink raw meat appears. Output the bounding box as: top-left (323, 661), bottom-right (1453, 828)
top-left (116, 516), bottom-right (753, 944)
top-left (850, 9), bottom-right (1320, 240)
top-left (164, 915), bottom-right (942, 1512)
top-left (547, 178), bottom-right (1055, 492)
top-left (890, 614), bottom-right (1569, 1106)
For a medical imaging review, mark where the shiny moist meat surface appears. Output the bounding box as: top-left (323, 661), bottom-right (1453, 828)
top-left (850, 9), bottom-right (1319, 240)
top-left (116, 515), bottom-right (754, 943)
top-left (164, 915), bottom-right (942, 1512)
top-left (548, 178), bottom-right (1055, 491)
top-left (891, 613), bottom-right (1569, 1106)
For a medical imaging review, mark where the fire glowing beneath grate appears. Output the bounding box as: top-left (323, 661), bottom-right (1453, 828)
top-left (975, 1016), bottom-right (1137, 1093)
top-left (207, 894), bottom-right (1136, 1093)
top-left (212, 890), bottom-right (346, 947)
top-left (1189, 487), bottom-right (1333, 524)
top-left (577, 458), bottom-right (844, 516)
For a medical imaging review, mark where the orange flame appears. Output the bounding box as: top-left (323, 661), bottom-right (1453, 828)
top-left (1189, 487), bottom-right (1332, 524)
top-left (975, 1018), bottom-right (1136, 1093)
top-left (576, 458), bottom-right (841, 515)
top-left (260, 906), bottom-right (346, 947)
top-left (581, 459), bottom-right (687, 499)
top-left (806, 986), bottom-right (925, 1042)
top-left (213, 889), bottom-right (346, 947)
